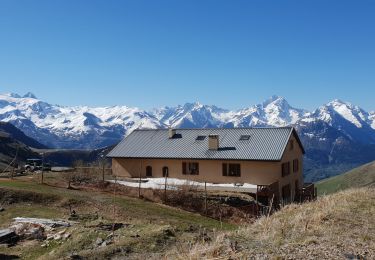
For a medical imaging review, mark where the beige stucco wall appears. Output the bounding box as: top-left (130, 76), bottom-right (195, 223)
top-left (279, 134), bottom-right (304, 201)
top-left (111, 132), bottom-right (304, 200)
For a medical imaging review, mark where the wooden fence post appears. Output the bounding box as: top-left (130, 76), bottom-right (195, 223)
top-left (204, 182), bottom-right (208, 215)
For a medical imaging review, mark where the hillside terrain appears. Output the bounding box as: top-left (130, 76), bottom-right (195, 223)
top-left (176, 188), bottom-right (375, 259)
top-left (316, 160), bottom-right (375, 195)
top-left (0, 122), bottom-right (42, 171)
top-left (1, 176), bottom-right (373, 259)
top-left (1, 93), bottom-right (375, 181)
top-left (0, 177), bottom-right (233, 259)
top-left (0, 121), bottom-right (111, 170)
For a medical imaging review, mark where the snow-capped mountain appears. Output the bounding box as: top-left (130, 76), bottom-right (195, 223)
top-left (0, 93), bottom-right (164, 148)
top-left (154, 96), bottom-right (308, 129)
top-left (1, 92), bottom-right (374, 181)
top-left (301, 99), bottom-right (375, 144)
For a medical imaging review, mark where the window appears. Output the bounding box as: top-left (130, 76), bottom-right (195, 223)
top-left (239, 135), bottom-right (250, 140)
top-left (222, 163), bottom-right (241, 177)
top-left (289, 140), bottom-right (294, 150)
top-left (162, 167), bottom-right (169, 177)
top-left (281, 162), bottom-right (290, 177)
top-left (293, 159), bottom-right (299, 173)
top-left (196, 135), bottom-right (206, 141)
top-left (146, 166), bottom-right (152, 177)
top-left (182, 162), bottom-right (199, 175)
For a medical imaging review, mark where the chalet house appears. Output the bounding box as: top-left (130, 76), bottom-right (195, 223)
top-left (107, 127), bottom-right (306, 202)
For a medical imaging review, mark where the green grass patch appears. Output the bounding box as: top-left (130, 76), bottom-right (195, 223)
top-left (316, 160), bottom-right (375, 195)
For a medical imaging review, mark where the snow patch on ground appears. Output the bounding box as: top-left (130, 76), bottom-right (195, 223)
top-left (110, 178), bottom-right (257, 192)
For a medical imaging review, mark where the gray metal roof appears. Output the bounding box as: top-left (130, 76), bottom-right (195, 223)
top-left (107, 127), bottom-right (304, 161)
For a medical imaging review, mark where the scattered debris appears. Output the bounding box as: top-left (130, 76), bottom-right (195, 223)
top-left (86, 222), bottom-right (129, 231)
top-left (96, 223), bottom-right (125, 231)
top-left (11, 223), bottom-right (45, 240)
top-left (0, 228), bottom-right (19, 245)
top-left (68, 212), bottom-right (98, 221)
top-left (94, 235), bottom-right (113, 247)
top-left (13, 217), bottom-right (70, 230)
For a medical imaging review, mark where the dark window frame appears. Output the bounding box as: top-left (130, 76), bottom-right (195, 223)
top-left (146, 166), bottom-right (152, 177)
top-left (182, 162), bottom-right (199, 175)
top-left (281, 162), bottom-right (290, 177)
top-left (222, 163), bottom-right (241, 177)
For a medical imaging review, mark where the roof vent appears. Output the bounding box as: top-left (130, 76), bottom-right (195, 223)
top-left (168, 129), bottom-right (182, 139)
top-left (196, 135), bottom-right (206, 141)
top-left (208, 135), bottom-right (219, 150)
top-left (240, 135), bottom-right (250, 140)
top-left (168, 129), bottom-right (176, 139)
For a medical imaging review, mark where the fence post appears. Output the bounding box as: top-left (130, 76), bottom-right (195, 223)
top-left (204, 182), bottom-right (207, 215)
top-left (102, 163), bottom-right (105, 182)
top-left (164, 174), bottom-right (167, 203)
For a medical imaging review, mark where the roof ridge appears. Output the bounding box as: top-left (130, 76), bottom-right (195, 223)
top-left (133, 126), bottom-right (294, 131)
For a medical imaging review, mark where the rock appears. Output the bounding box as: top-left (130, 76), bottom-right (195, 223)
top-left (0, 207), bottom-right (4, 212)
top-left (95, 237), bottom-right (103, 246)
top-left (57, 229), bottom-right (66, 235)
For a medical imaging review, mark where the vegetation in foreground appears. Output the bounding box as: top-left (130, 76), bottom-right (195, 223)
top-left (316, 160), bottom-right (375, 195)
top-left (1, 172), bottom-right (375, 259)
top-left (174, 187), bottom-right (375, 259)
top-left (0, 176), bottom-right (234, 259)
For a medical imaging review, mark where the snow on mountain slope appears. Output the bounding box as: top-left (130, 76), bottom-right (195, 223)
top-left (1, 92), bottom-right (375, 149)
top-left (155, 96), bottom-right (308, 129)
top-left (370, 111), bottom-right (375, 129)
top-left (0, 93), bottom-right (164, 148)
top-left (300, 99), bottom-right (375, 143)
top-left (154, 102), bottom-right (229, 128)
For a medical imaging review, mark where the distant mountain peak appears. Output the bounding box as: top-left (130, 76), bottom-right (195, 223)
top-left (23, 92), bottom-right (37, 99)
top-left (3, 92), bottom-right (21, 98)
top-left (262, 95), bottom-right (287, 107)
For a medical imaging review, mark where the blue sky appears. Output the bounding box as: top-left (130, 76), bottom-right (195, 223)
top-left (0, 0), bottom-right (374, 111)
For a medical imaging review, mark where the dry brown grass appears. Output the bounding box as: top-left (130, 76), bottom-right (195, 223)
top-left (169, 187), bottom-right (375, 259)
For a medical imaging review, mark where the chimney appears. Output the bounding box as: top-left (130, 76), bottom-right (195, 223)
top-left (208, 135), bottom-right (219, 150)
top-left (168, 128), bottom-right (176, 139)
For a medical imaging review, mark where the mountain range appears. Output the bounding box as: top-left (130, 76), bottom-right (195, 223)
top-left (1, 92), bottom-right (375, 181)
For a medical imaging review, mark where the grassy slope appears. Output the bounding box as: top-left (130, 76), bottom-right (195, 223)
top-left (178, 187), bottom-right (375, 259)
top-left (316, 160), bottom-right (375, 195)
top-left (0, 178), bottom-right (234, 259)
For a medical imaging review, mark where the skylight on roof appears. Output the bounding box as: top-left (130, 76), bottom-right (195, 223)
top-left (196, 135), bottom-right (206, 141)
top-left (239, 135), bottom-right (250, 140)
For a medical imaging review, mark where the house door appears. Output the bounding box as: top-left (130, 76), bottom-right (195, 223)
top-left (162, 167), bottom-right (169, 177)
top-left (282, 184), bottom-right (291, 203)
top-left (146, 166), bottom-right (152, 177)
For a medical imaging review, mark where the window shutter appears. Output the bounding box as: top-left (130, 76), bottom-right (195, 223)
top-left (222, 163), bottom-right (227, 176)
top-left (182, 162), bottom-right (187, 175)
